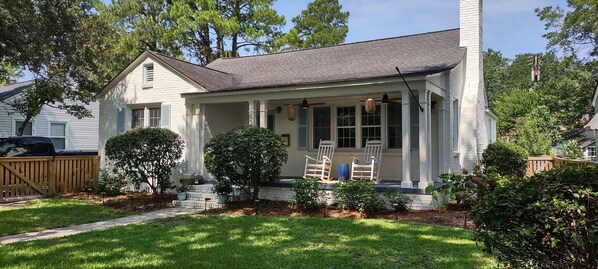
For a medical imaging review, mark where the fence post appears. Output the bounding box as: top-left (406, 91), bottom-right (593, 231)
top-left (48, 157), bottom-right (56, 195)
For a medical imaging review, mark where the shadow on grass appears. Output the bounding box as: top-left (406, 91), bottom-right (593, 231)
top-left (1, 215), bottom-right (495, 269)
top-left (0, 199), bottom-right (129, 236)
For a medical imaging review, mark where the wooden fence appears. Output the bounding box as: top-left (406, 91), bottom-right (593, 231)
top-left (0, 156), bottom-right (99, 201)
top-left (526, 156), bottom-right (597, 176)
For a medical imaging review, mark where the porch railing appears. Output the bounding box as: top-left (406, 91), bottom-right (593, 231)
top-left (526, 156), bottom-right (596, 176)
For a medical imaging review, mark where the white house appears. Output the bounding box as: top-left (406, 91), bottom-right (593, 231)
top-left (584, 83), bottom-right (598, 159)
top-left (97, 0), bottom-right (496, 191)
top-left (0, 80), bottom-right (99, 151)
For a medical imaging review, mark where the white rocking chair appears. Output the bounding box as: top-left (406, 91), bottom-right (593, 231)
top-left (304, 140), bottom-right (335, 180)
top-left (351, 140), bottom-right (383, 181)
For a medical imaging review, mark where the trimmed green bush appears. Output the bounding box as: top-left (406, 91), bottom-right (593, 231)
top-left (105, 128), bottom-right (184, 196)
top-left (293, 178), bottom-right (325, 211)
top-left (472, 163), bottom-right (598, 269)
top-left (333, 180), bottom-right (382, 215)
top-left (204, 126), bottom-right (288, 200)
top-left (85, 169), bottom-right (126, 196)
top-left (482, 141), bottom-right (529, 178)
top-left (383, 189), bottom-right (412, 212)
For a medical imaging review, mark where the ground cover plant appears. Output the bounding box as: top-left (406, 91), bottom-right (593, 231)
top-left (0, 198), bottom-right (129, 237)
top-left (1, 215), bottom-right (496, 269)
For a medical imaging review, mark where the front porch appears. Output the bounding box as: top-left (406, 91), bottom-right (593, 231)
top-left (183, 73), bottom-right (457, 192)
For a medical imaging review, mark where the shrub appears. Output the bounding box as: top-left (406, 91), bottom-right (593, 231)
top-left (211, 179), bottom-right (233, 195)
top-left (333, 180), bottom-right (382, 215)
top-left (85, 169), bottom-right (127, 196)
top-left (472, 163), bottom-right (598, 269)
top-left (105, 128), bottom-right (184, 196)
top-left (383, 189), bottom-right (412, 212)
top-left (204, 126), bottom-right (288, 200)
top-left (482, 141), bottom-right (528, 178)
top-left (563, 139), bottom-right (583, 159)
top-left (293, 178), bottom-right (325, 211)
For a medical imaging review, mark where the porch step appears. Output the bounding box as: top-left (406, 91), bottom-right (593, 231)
top-left (172, 200), bottom-right (225, 210)
top-left (186, 191), bottom-right (218, 200)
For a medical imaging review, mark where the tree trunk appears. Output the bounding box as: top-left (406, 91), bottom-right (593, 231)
top-left (17, 116), bottom-right (32, 136)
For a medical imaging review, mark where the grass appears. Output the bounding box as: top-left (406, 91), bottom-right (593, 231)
top-left (0, 198), bottom-right (129, 237)
top-left (0, 215), bottom-right (496, 269)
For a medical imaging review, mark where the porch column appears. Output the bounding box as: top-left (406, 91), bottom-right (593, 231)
top-left (259, 99), bottom-right (268, 129)
top-left (185, 103), bottom-right (201, 173)
top-left (418, 89), bottom-right (431, 189)
top-left (248, 100), bottom-right (257, 126)
top-left (437, 98), bottom-right (446, 176)
top-left (401, 90), bottom-right (412, 188)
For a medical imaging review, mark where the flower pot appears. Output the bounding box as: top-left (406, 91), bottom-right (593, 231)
top-left (177, 192), bottom-right (187, 201)
top-left (217, 194), bottom-right (229, 204)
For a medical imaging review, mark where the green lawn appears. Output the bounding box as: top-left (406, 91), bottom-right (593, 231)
top-left (0, 198), bottom-right (129, 237)
top-left (1, 215), bottom-right (495, 269)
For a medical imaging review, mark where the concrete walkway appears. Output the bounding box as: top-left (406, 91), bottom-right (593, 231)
top-left (0, 208), bottom-right (200, 245)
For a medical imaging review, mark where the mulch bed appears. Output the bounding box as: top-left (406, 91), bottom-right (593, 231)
top-left (203, 200), bottom-right (474, 230)
top-left (58, 192), bottom-right (473, 229)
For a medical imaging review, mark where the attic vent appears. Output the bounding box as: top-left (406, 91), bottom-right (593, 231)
top-left (144, 64), bottom-right (154, 84)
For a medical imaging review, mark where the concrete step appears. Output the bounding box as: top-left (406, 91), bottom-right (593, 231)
top-left (188, 184), bottom-right (213, 192)
top-left (185, 191), bottom-right (218, 200)
top-left (173, 200), bottom-right (225, 210)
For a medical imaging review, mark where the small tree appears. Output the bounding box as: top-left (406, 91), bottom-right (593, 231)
top-left (204, 126), bottom-right (288, 200)
top-left (563, 139), bottom-right (583, 159)
top-left (482, 141), bottom-right (529, 179)
top-left (105, 128), bottom-right (184, 196)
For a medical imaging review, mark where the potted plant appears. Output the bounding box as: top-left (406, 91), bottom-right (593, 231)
top-left (189, 174), bottom-right (204, 185)
top-left (177, 178), bottom-right (191, 201)
top-left (211, 179), bottom-right (233, 204)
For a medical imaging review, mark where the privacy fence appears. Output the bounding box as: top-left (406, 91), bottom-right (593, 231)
top-left (0, 156), bottom-right (99, 201)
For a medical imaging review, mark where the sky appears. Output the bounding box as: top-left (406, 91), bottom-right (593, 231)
top-left (274, 0), bottom-right (566, 59)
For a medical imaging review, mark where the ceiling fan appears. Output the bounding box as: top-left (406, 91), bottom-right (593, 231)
top-left (284, 99), bottom-right (326, 109)
top-left (359, 93), bottom-right (401, 104)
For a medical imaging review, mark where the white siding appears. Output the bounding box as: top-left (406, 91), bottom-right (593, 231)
top-left (0, 97), bottom-right (98, 150)
top-left (99, 57), bottom-right (203, 172)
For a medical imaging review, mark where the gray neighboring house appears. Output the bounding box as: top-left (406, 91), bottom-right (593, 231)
top-left (0, 80), bottom-right (99, 151)
top-left (585, 83), bottom-right (598, 160)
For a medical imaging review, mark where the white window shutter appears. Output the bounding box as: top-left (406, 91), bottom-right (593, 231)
top-left (161, 104), bottom-right (171, 129)
top-left (117, 108), bottom-right (125, 134)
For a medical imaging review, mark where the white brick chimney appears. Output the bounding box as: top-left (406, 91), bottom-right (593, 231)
top-left (458, 0), bottom-right (488, 169)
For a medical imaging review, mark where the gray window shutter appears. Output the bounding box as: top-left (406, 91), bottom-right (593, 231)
top-left (161, 104), bottom-right (171, 129)
top-left (117, 108), bottom-right (125, 134)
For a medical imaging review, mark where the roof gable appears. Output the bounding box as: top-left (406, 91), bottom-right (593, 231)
top-left (0, 80), bottom-right (34, 101)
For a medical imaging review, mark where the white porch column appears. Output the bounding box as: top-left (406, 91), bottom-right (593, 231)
top-left (259, 99), bottom-right (268, 129)
top-left (248, 100), bottom-right (257, 126)
top-left (185, 103), bottom-right (201, 173)
top-left (419, 89), bottom-right (431, 189)
top-left (401, 90), bottom-right (412, 188)
top-left (437, 98), bottom-right (446, 176)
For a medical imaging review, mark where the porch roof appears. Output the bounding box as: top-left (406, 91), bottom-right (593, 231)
top-left (175, 28), bottom-right (464, 95)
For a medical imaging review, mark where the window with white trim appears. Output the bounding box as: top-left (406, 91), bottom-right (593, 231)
top-left (143, 63), bottom-right (154, 85)
top-left (587, 146), bottom-right (596, 160)
top-left (148, 107), bottom-right (161, 127)
top-left (131, 108), bottom-right (145, 128)
top-left (337, 106), bottom-right (356, 148)
top-left (14, 120), bottom-right (33, 136)
top-left (361, 105), bottom-right (381, 147)
top-left (387, 103), bottom-right (401, 149)
top-left (49, 123), bottom-right (66, 150)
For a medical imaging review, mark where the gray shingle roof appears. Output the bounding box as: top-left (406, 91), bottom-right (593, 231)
top-left (204, 28), bottom-right (464, 92)
top-left (148, 51), bottom-right (238, 91)
top-left (145, 29), bottom-right (465, 93)
top-left (0, 80), bottom-right (34, 101)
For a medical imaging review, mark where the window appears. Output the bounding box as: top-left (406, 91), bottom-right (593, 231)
top-left (361, 105), bottom-right (381, 147)
top-left (387, 103), bottom-right (401, 148)
top-left (144, 64), bottom-right (154, 84)
top-left (148, 107), bottom-right (161, 127)
top-left (14, 121), bottom-right (33, 136)
top-left (49, 123), bottom-right (66, 150)
top-left (337, 106), bottom-right (356, 148)
top-left (588, 146), bottom-right (596, 161)
top-left (453, 100), bottom-right (459, 151)
top-left (312, 107), bottom-right (331, 148)
top-left (131, 109), bottom-right (145, 128)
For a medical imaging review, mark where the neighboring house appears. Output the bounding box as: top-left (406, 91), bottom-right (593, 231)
top-left (556, 127), bottom-right (596, 161)
top-left (97, 0), bottom-right (496, 190)
top-left (586, 83), bottom-right (598, 151)
top-left (0, 80), bottom-right (99, 151)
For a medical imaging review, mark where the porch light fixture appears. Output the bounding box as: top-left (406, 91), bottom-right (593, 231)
top-left (287, 105), bottom-right (297, 121)
top-left (301, 99), bottom-right (309, 109)
top-left (365, 97), bottom-right (376, 114)
top-left (381, 93), bottom-right (390, 104)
